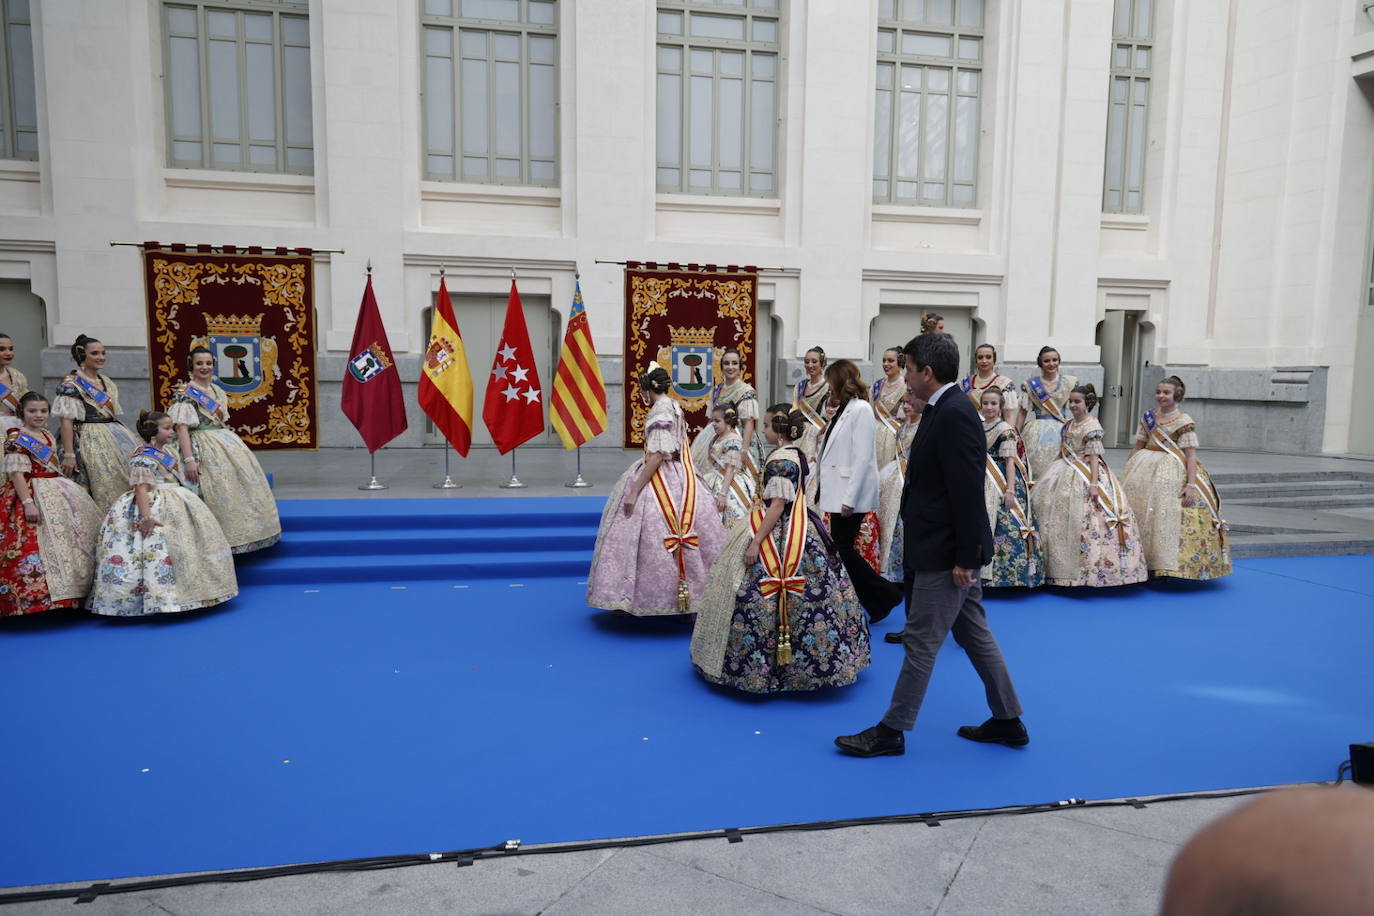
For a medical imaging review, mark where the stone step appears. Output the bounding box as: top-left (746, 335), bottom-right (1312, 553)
top-left (1225, 493), bottom-right (1374, 509)
top-left (1227, 536), bottom-right (1374, 559)
top-left (1209, 470), bottom-right (1374, 485)
top-left (1218, 480), bottom-right (1374, 499)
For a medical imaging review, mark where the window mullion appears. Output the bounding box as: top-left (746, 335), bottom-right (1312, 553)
top-left (236, 12), bottom-right (249, 168)
top-left (274, 13), bottom-right (287, 171)
top-left (197, 7), bottom-right (212, 168)
top-left (0, 9), bottom-right (12, 159)
top-left (678, 38), bottom-right (690, 192)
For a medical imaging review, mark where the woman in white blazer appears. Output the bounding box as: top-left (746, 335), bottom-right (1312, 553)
top-left (817, 359), bottom-right (903, 623)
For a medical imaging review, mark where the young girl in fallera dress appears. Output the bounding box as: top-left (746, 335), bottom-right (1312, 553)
top-left (53, 335), bottom-right (142, 513)
top-left (979, 387), bottom-right (1043, 589)
top-left (791, 347), bottom-right (830, 461)
top-left (1018, 346), bottom-right (1078, 481)
top-left (586, 365), bottom-right (726, 616)
top-left (169, 346), bottom-right (281, 554)
top-left (1, 392), bottom-right (102, 616)
top-left (1122, 376), bottom-right (1231, 580)
top-left (699, 405), bottom-right (756, 525)
top-left (689, 348), bottom-right (761, 477)
top-left (87, 411), bottom-right (237, 617)
top-left (0, 333), bottom-right (29, 433)
top-left (690, 409), bottom-right (870, 693)
top-left (1031, 384), bottom-right (1147, 588)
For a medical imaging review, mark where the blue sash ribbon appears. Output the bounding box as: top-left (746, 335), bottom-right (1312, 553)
top-left (135, 445), bottom-right (177, 473)
top-left (15, 430), bottom-right (57, 469)
top-left (184, 384), bottom-right (220, 416)
top-left (72, 374), bottom-right (111, 408)
top-left (0, 378), bottom-right (14, 409)
top-left (1142, 408), bottom-right (1157, 433)
top-left (960, 376), bottom-right (973, 395)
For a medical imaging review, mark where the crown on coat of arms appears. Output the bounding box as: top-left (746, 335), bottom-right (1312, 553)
top-left (205, 314), bottom-right (264, 337)
top-left (667, 326), bottom-right (715, 347)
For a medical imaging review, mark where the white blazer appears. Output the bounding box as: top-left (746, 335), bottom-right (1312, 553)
top-left (816, 398), bottom-right (880, 514)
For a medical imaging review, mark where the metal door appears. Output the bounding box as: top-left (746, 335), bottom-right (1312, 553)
top-left (0, 281), bottom-right (45, 393)
top-left (1096, 310), bottom-right (1141, 446)
top-left (868, 306), bottom-right (974, 376)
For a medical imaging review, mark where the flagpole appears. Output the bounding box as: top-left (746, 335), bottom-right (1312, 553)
top-left (358, 450), bottom-right (387, 490)
top-left (499, 449), bottom-right (526, 488)
top-left (433, 443), bottom-right (460, 489)
top-left (564, 444), bottom-right (592, 488)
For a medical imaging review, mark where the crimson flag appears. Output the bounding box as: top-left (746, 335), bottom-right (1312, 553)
top-left (482, 280), bottom-right (544, 454)
top-left (341, 275), bottom-right (407, 452)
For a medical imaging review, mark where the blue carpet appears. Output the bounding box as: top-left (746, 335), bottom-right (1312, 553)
top-left (1, 548), bottom-right (1371, 887)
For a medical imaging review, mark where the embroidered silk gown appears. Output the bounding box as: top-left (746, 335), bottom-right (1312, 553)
top-left (700, 427), bottom-right (756, 524)
top-left (87, 448), bottom-right (238, 617)
top-left (0, 366), bottom-right (29, 432)
top-left (587, 397), bottom-right (726, 616)
top-left (1019, 374), bottom-right (1078, 481)
top-left (1031, 417), bottom-right (1147, 587)
top-left (690, 446), bottom-right (871, 693)
top-left (792, 377), bottom-right (830, 461)
top-left (1122, 411), bottom-right (1231, 580)
top-left (878, 417), bottom-right (919, 583)
top-left (169, 381), bottom-right (281, 554)
top-left (52, 372), bottom-right (140, 513)
top-left (981, 420), bottom-right (1044, 588)
top-left (871, 377), bottom-right (907, 469)
top-left (1, 429), bottom-right (102, 616)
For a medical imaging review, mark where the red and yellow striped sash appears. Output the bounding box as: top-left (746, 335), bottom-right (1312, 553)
top-left (649, 444), bottom-right (700, 610)
top-left (750, 488), bottom-right (809, 665)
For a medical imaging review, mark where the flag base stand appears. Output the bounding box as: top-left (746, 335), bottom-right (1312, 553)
top-left (432, 447), bottom-right (461, 489)
top-left (499, 451), bottom-right (527, 489)
top-left (564, 446), bottom-right (592, 488)
top-left (358, 453), bottom-right (388, 490)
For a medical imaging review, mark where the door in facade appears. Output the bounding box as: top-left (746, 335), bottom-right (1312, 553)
top-left (421, 293), bottom-right (555, 447)
top-left (0, 281), bottom-right (45, 392)
top-left (753, 299), bottom-right (775, 405)
top-left (1096, 310), bottom-right (1143, 447)
top-left (869, 306), bottom-right (975, 376)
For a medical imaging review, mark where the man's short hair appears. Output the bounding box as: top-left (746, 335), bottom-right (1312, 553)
top-left (903, 333), bottom-right (960, 384)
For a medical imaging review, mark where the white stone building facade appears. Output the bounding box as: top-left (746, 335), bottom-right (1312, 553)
top-left (1, 0), bottom-right (1372, 454)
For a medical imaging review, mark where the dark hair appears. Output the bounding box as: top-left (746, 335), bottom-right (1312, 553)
top-left (712, 405), bottom-right (739, 429)
top-left (766, 401), bottom-right (791, 417)
top-left (1036, 346), bottom-right (1060, 370)
top-left (0, 331), bottom-right (12, 342)
top-left (136, 409), bottom-right (169, 442)
top-left (771, 410), bottom-right (806, 442)
top-left (824, 359), bottom-right (869, 410)
top-left (979, 385), bottom-right (1006, 409)
top-left (71, 334), bottom-right (100, 366)
top-left (18, 390), bottom-right (47, 410)
top-left (920, 313), bottom-right (945, 334)
top-left (883, 346), bottom-right (905, 369)
top-left (1161, 375), bottom-right (1186, 402)
top-left (720, 347), bottom-right (742, 364)
top-left (187, 345), bottom-right (214, 374)
top-left (639, 366), bottom-right (671, 395)
top-left (805, 346), bottom-right (827, 368)
top-left (903, 332), bottom-right (960, 385)
top-left (1071, 383), bottom-right (1098, 412)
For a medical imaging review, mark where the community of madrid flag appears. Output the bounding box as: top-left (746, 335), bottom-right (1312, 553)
top-left (482, 279), bottom-right (545, 454)
top-left (340, 274), bottom-right (407, 452)
top-left (418, 278), bottom-right (474, 456)
top-left (550, 279), bottom-right (607, 449)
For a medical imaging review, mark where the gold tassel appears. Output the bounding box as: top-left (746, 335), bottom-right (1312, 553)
top-left (677, 575), bottom-right (690, 613)
top-left (775, 594), bottom-right (793, 666)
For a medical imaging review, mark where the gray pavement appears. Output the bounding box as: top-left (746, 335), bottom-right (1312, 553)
top-left (6, 446), bottom-right (1370, 914)
top-left (3, 791), bottom-right (1285, 915)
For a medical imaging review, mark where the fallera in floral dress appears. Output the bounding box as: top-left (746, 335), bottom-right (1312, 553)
top-left (690, 445), bottom-right (871, 693)
top-left (980, 419), bottom-right (1044, 588)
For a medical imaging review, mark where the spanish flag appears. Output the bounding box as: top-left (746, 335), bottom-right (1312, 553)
top-left (417, 278), bottom-right (474, 456)
top-left (549, 279), bottom-right (608, 449)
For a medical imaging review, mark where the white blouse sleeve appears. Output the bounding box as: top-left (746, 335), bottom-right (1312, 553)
top-left (128, 464), bottom-right (159, 486)
top-left (2, 451), bottom-right (31, 473)
top-left (167, 401), bottom-right (199, 428)
top-left (51, 395), bottom-right (83, 420)
top-left (643, 420), bottom-right (678, 455)
top-left (735, 397), bottom-right (760, 421)
top-left (1177, 430), bottom-right (1199, 449)
top-left (762, 474), bottom-right (797, 503)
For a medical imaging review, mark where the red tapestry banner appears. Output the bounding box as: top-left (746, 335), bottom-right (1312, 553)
top-left (142, 246), bottom-right (318, 449)
top-left (622, 264), bottom-right (758, 447)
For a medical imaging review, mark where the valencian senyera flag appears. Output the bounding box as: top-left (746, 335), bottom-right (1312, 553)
top-left (482, 280), bottom-right (545, 454)
top-left (341, 274), bottom-right (407, 453)
top-left (549, 279), bottom-right (607, 449)
top-left (418, 277), bottom-right (474, 456)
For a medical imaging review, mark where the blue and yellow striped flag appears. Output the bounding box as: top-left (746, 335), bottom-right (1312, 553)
top-left (549, 280), bottom-right (607, 449)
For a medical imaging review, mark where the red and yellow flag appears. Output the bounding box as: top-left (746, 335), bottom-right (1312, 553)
top-left (417, 278), bottom-right (474, 456)
top-left (550, 279), bottom-right (608, 449)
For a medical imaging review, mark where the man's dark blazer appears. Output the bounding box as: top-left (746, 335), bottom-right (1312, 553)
top-left (900, 384), bottom-right (995, 573)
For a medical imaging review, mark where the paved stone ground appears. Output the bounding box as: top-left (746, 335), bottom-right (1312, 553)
top-left (5, 447), bottom-right (1369, 914)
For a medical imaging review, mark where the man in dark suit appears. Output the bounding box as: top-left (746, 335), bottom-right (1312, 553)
top-left (835, 332), bottom-right (1026, 757)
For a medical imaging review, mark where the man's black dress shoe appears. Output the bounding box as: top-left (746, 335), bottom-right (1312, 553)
top-left (834, 724), bottom-right (905, 757)
top-left (956, 716), bottom-right (1029, 747)
top-left (883, 631), bottom-right (903, 644)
